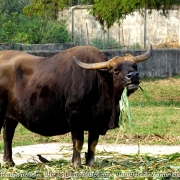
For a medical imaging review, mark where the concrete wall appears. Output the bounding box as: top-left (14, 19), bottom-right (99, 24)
top-left (59, 6), bottom-right (180, 48)
top-left (28, 48), bottom-right (180, 78)
top-left (0, 43), bottom-right (74, 51)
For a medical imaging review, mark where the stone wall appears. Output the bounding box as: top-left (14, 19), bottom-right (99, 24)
top-left (28, 48), bottom-right (180, 78)
top-left (59, 6), bottom-right (180, 48)
top-left (0, 43), bottom-right (74, 51)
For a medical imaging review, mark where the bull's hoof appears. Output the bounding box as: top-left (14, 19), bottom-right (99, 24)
top-left (1, 161), bottom-right (15, 168)
top-left (72, 156), bottom-right (82, 168)
top-left (2, 158), bottom-right (15, 168)
top-left (86, 159), bottom-right (95, 167)
top-left (72, 162), bottom-right (81, 168)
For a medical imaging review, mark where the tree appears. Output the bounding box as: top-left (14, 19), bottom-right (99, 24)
top-left (0, 12), bottom-right (71, 44)
top-left (0, 0), bottom-right (30, 14)
top-left (23, 0), bottom-right (94, 19)
top-left (90, 0), bottom-right (180, 29)
top-left (23, 0), bottom-right (180, 28)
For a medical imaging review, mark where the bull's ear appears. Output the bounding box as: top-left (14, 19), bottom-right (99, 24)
top-left (98, 69), bottom-right (114, 78)
top-left (99, 69), bottom-right (109, 72)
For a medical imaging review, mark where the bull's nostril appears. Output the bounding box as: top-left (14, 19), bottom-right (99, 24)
top-left (136, 72), bottom-right (140, 79)
top-left (126, 74), bottom-right (132, 79)
top-left (127, 72), bottom-right (140, 80)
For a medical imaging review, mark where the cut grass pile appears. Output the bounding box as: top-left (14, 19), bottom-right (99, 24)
top-left (1, 152), bottom-right (180, 180)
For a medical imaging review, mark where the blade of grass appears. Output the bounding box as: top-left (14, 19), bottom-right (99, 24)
top-left (139, 85), bottom-right (150, 102)
top-left (119, 87), bottom-right (132, 128)
top-left (114, 87), bottom-right (133, 155)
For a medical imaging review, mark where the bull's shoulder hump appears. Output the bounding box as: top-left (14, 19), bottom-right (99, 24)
top-left (1, 50), bottom-right (44, 57)
top-left (0, 50), bottom-right (45, 63)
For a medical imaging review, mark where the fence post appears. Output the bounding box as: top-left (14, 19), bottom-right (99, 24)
top-left (144, 7), bottom-right (147, 49)
top-left (86, 23), bottom-right (90, 45)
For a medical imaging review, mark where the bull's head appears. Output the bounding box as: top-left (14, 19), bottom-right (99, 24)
top-left (74, 45), bottom-right (152, 96)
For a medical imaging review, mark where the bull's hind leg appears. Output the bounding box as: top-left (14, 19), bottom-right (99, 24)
top-left (0, 98), bottom-right (7, 132)
top-left (3, 118), bottom-right (18, 166)
top-left (86, 130), bottom-right (99, 166)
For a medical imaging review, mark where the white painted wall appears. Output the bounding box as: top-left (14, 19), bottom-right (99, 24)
top-left (59, 6), bottom-right (180, 48)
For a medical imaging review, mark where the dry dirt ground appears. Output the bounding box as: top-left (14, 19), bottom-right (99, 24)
top-left (0, 143), bottom-right (180, 165)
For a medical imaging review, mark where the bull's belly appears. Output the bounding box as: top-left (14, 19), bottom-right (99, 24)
top-left (6, 107), bottom-right (96, 136)
top-left (5, 104), bottom-right (72, 136)
top-left (22, 118), bottom-right (71, 136)
top-left (6, 111), bottom-right (71, 136)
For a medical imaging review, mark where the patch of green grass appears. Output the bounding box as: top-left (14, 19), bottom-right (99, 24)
top-left (100, 77), bottom-right (180, 145)
top-left (172, 75), bottom-right (180, 79)
top-left (0, 141), bottom-right (3, 153)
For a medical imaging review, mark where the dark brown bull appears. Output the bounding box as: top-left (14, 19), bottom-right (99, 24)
top-left (0, 45), bottom-right (152, 167)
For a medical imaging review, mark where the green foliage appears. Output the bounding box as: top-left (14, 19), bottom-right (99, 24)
top-left (0, 0), bottom-right (27, 14)
top-left (0, 12), bottom-right (71, 44)
top-left (130, 43), bottom-right (141, 50)
top-left (14, 13), bottom-right (42, 44)
top-left (23, 0), bottom-right (94, 19)
top-left (79, 0), bottom-right (94, 5)
top-left (91, 37), bottom-right (104, 49)
top-left (0, 0), bottom-right (71, 44)
top-left (90, 0), bottom-right (180, 29)
top-left (23, 0), bottom-right (67, 19)
top-left (91, 36), bottom-right (119, 49)
top-left (41, 20), bottom-right (71, 43)
top-left (90, 0), bottom-right (127, 29)
top-left (74, 35), bottom-right (81, 46)
top-left (22, 0), bottom-right (180, 30)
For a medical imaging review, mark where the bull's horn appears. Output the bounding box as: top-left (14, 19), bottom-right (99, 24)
top-left (74, 56), bottom-right (109, 70)
top-left (135, 44), bottom-right (152, 63)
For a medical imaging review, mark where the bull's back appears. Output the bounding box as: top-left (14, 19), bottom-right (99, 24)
top-left (0, 50), bottom-right (44, 90)
top-left (0, 50), bottom-right (44, 63)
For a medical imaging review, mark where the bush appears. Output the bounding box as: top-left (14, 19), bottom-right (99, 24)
top-left (41, 20), bottom-right (71, 43)
top-left (0, 13), bottom-right (71, 44)
top-left (129, 43), bottom-right (142, 50)
top-left (14, 14), bottom-right (42, 44)
top-left (91, 36), bottom-right (119, 49)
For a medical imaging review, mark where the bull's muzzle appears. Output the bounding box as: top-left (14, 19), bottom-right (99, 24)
top-left (126, 71), bottom-right (140, 91)
top-left (126, 72), bottom-right (140, 81)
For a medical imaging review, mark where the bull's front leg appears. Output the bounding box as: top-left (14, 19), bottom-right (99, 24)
top-left (72, 138), bottom-right (84, 167)
top-left (86, 130), bottom-right (99, 166)
top-left (3, 118), bottom-right (18, 166)
top-left (68, 110), bottom-right (84, 167)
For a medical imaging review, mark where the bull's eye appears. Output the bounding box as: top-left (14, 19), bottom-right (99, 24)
top-left (113, 68), bottom-right (120, 74)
